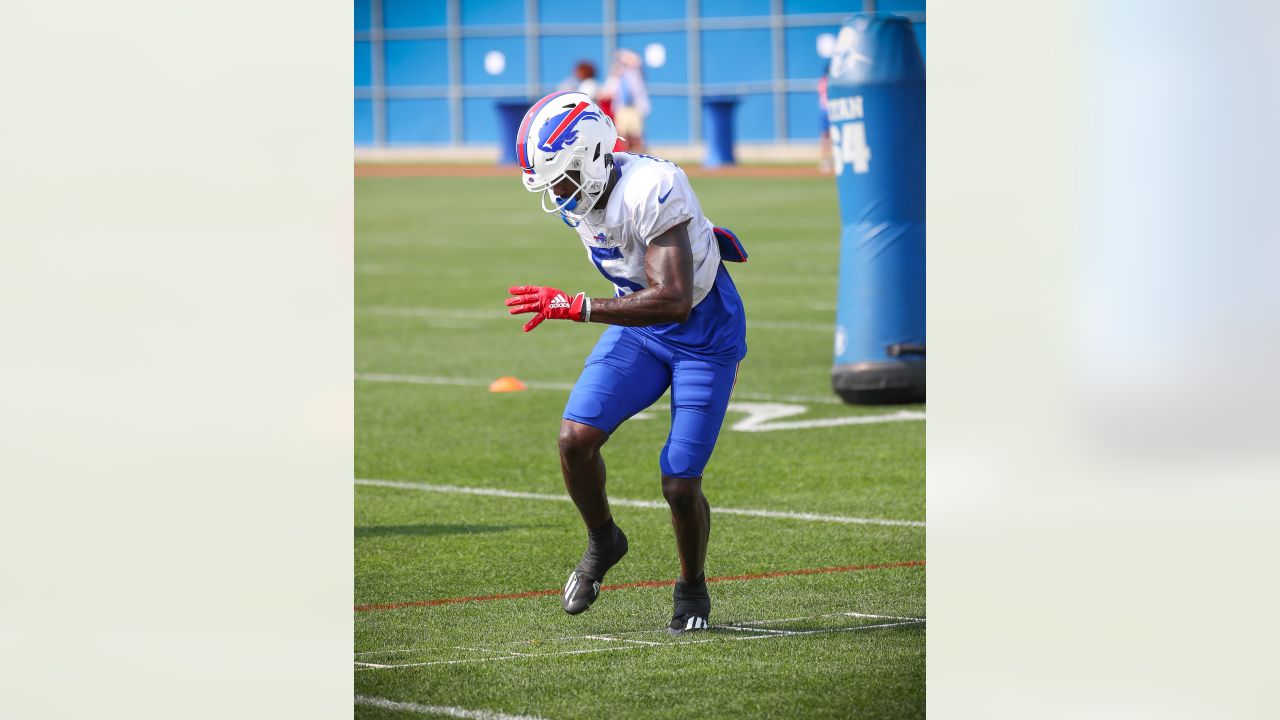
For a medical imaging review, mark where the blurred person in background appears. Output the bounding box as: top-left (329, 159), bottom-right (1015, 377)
top-left (558, 60), bottom-right (602, 104)
top-left (818, 61), bottom-right (833, 173)
top-left (600, 50), bottom-right (650, 153)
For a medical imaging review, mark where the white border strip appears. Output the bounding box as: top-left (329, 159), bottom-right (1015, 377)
top-left (354, 695), bottom-right (548, 720)
top-left (354, 479), bottom-right (925, 528)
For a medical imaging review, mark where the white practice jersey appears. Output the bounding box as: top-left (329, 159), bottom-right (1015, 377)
top-left (571, 153), bottom-right (721, 305)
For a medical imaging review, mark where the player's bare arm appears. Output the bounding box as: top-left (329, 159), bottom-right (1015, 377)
top-left (504, 220), bottom-right (695, 330)
top-left (586, 221), bottom-right (694, 326)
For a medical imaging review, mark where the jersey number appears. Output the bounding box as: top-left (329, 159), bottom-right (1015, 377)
top-left (631, 153), bottom-right (673, 165)
top-left (589, 246), bottom-right (645, 296)
top-left (830, 121), bottom-right (871, 176)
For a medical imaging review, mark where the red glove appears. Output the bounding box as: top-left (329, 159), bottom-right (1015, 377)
top-left (505, 285), bottom-right (587, 332)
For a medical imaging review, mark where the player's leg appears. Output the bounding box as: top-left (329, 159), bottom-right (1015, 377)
top-left (663, 473), bottom-right (712, 635)
top-left (561, 327), bottom-right (669, 528)
top-left (660, 358), bottom-right (739, 634)
top-left (558, 327), bottom-right (671, 614)
top-left (558, 420), bottom-right (611, 530)
top-left (662, 474), bottom-right (710, 586)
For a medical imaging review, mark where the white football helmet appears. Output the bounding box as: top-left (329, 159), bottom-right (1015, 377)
top-left (516, 91), bottom-right (617, 224)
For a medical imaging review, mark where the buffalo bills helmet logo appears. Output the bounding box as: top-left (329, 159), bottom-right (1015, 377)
top-left (537, 102), bottom-right (602, 153)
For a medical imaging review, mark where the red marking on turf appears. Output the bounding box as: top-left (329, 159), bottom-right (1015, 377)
top-left (354, 560), bottom-right (923, 612)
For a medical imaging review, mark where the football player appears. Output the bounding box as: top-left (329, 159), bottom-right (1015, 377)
top-left (505, 91), bottom-right (749, 635)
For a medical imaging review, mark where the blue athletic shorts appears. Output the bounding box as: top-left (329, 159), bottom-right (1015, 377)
top-left (563, 325), bottom-right (739, 479)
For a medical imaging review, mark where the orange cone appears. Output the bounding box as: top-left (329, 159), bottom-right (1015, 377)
top-left (489, 376), bottom-right (527, 393)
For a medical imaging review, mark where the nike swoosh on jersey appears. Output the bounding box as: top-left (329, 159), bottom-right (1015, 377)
top-left (658, 187), bottom-right (673, 203)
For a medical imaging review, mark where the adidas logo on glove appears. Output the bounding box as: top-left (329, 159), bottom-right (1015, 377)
top-left (505, 285), bottom-right (585, 332)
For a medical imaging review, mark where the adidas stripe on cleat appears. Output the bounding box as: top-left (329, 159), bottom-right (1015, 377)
top-left (668, 614), bottom-right (710, 635)
top-left (561, 520), bottom-right (628, 615)
top-left (667, 575), bottom-right (712, 634)
top-left (561, 571), bottom-right (602, 615)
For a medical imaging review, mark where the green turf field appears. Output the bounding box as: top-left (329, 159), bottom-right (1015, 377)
top-left (355, 172), bottom-right (925, 719)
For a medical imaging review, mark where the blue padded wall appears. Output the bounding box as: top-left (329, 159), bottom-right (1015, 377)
top-left (647, 95), bottom-right (691, 143)
top-left (461, 0), bottom-right (524, 26)
top-left (355, 41), bottom-right (372, 88)
top-left (878, 0), bottom-right (927, 12)
top-left (461, 36), bottom-right (525, 86)
top-left (785, 25), bottom-right (843, 80)
top-left (617, 0), bottom-right (686, 23)
top-left (701, 0), bottom-right (771, 17)
top-left (713, 92), bottom-right (773, 141)
top-left (539, 0), bottom-right (603, 24)
top-left (615, 31), bottom-right (687, 86)
top-left (355, 0), bottom-right (371, 32)
top-left (355, 1), bottom-right (926, 147)
top-left (383, 0), bottom-right (446, 28)
top-left (355, 100), bottom-right (374, 145)
top-left (785, 90), bottom-right (825, 141)
top-left (386, 98), bottom-right (450, 144)
top-left (384, 40), bottom-right (448, 86)
top-left (783, 0), bottom-right (856, 15)
top-left (700, 29), bottom-right (773, 85)
top-left (539, 35), bottom-right (607, 87)
top-left (462, 96), bottom-right (503, 144)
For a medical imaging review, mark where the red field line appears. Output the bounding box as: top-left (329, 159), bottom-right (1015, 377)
top-left (354, 560), bottom-right (924, 612)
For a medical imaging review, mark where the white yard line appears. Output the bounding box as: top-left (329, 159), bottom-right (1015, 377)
top-left (731, 620), bottom-right (924, 641)
top-left (356, 612), bottom-right (926, 670)
top-left (354, 695), bottom-right (549, 720)
top-left (721, 615), bottom-right (811, 626)
top-left (451, 646), bottom-right (523, 656)
top-left (355, 373), bottom-right (925, 430)
top-left (726, 611), bottom-right (926, 626)
top-left (357, 372), bottom-right (852, 406)
top-left (739, 411), bottom-right (925, 431)
top-left (843, 611), bottom-right (926, 622)
top-left (727, 402), bottom-right (925, 432)
top-left (365, 644), bottom-right (649, 669)
top-left (354, 479), bottom-right (924, 528)
top-left (583, 635), bottom-right (666, 646)
top-left (715, 626), bottom-right (803, 636)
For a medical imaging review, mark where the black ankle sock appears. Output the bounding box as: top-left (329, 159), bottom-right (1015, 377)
top-left (576, 517), bottom-right (627, 580)
top-left (673, 574), bottom-right (711, 616)
top-left (588, 516), bottom-right (618, 540)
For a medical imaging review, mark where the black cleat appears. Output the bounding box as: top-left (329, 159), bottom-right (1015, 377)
top-left (561, 520), bottom-right (627, 615)
top-left (561, 571), bottom-right (601, 615)
top-left (668, 613), bottom-right (710, 635)
top-left (666, 575), bottom-right (711, 635)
